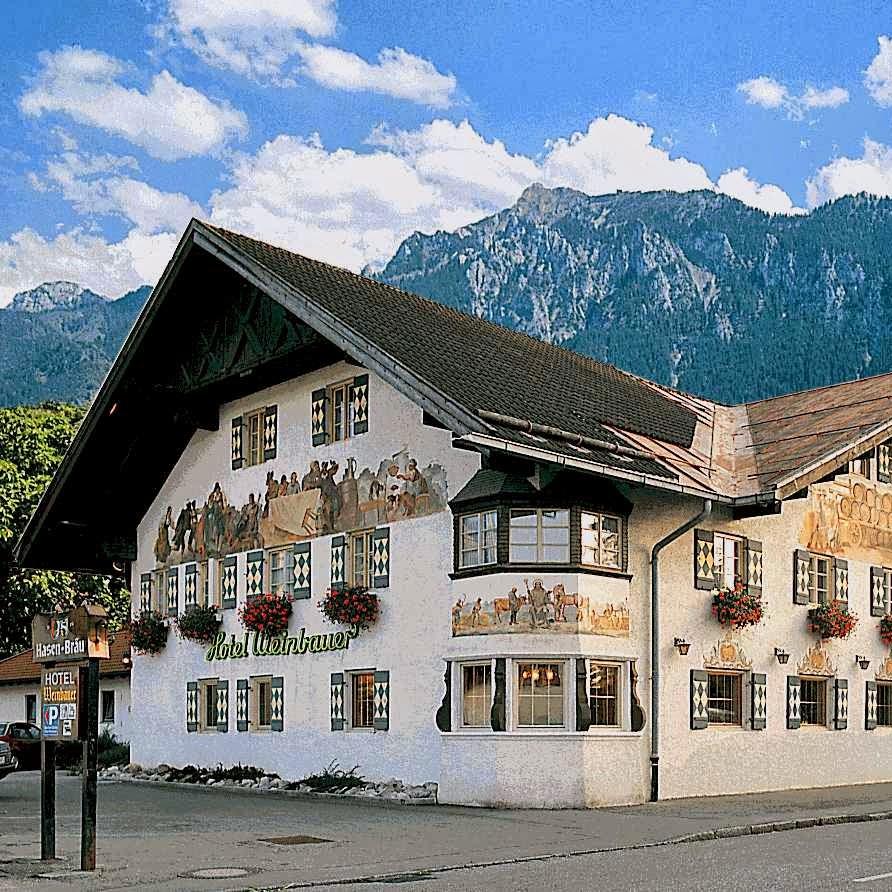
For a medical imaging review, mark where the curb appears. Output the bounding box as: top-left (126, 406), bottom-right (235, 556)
top-left (250, 807), bottom-right (892, 890)
top-left (100, 775), bottom-right (438, 807)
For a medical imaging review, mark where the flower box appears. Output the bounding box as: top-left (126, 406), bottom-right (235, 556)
top-left (808, 600), bottom-right (858, 639)
top-left (711, 582), bottom-right (763, 629)
top-left (319, 586), bottom-right (379, 631)
top-left (238, 592), bottom-right (293, 635)
top-left (130, 611), bottom-right (169, 655)
top-left (175, 603), bottom-right (222, 644)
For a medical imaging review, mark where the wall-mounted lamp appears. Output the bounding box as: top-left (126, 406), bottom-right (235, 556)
top-left (856, 655), bottom-right (871, 670)
top-left (673, 637), bottom-right (691, 656)
top-left (774, 648), bottom-right (790, 665)
top-left (122, 650), bottom-right (132, 666)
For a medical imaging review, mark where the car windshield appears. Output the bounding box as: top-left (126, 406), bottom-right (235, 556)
top-left (0, 724), bottom-right (9, 736)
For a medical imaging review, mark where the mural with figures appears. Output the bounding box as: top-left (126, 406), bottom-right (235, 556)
top-left (152, 449), bottom-right (447, 567)
top-left (451, 578), bottom-right (630, 638)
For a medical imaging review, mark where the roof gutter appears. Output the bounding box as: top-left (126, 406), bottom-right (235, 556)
top-left (649, 498), bottom-right (712, 802)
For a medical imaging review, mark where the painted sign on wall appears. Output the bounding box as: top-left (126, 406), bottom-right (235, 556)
top-left (41, 667), bottom-right (79, 740)
top-left (204, 625), bottom-right (359, 661)
top-left (802, 475), bottom-right (892, 565)
top-left (451, 578), bottom-right (630, 638)
top-left (154, 448), bottom-right (447, 567)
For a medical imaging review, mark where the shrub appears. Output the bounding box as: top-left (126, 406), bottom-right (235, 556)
top-left (711, 582), bottom-right (763, 629)
top-left (238, 593), bottom-right (292, 635)
top-left (130, 611), bottom-right (169, 654)
top-left (808, 600), bottom-right (858, 639)
top-left (209, 762), bottom-right (275, 783)
top-left (97, 729), bottom-right (129, 767)
top-left (290, 760), bottom-right (365, 793)
top-left (175, 604), bottom-right (221, 644)
top-left (319, 586), bottom-right (379, 631)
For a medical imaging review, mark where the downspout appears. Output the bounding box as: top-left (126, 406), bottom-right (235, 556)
top-left (649, 499), bottom-right (712, 802)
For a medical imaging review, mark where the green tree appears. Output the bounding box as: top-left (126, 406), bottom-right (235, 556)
top-left (0, 403), bottom-right (130, 656)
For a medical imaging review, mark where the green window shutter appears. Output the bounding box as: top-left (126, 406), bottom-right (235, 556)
top-left (694, 529), bottom-right (715, 590)
top-left (216, 679), bottom-right (229, 733)
top-left (372, 527), bottom-right (390, 588)
top-left (833, 558), bottom-right (849, 603)
top-left (352, 374), bottom-right (369, 435)
top-left (787, 676), bottom-right (801, 729)
top-left (373, 670), bottom-right (390, 731)
top-left (435, 662), bottom-right (451, 732)
top-left (311, 388), bottom-right (328, 447)
top-left (490, 658), bottom-right (507, 732)
top-left (140, 573), bottom-right (151, 613)
top-left (221, 556), bottom-right (238, 609)
top-left (834, 678), bottom-right (849, 730)
top-left (246, 550), bottom-right (264, 600)
top-left (879, 443), bottom-right (891, 484)
top-left (293, 541), bottom-right (312, 599)
top-left (745, 539), bottom-right (763, 595)
top-left (330, 673), bottom-right (345, 731)
top-left (793, 550), bottom-right (811, 605)
top-left (751, 672), bottom-right (767, 730)
top-left (690, 669), bottom-right (709, 730)
top-left (871, 566), bottom-right (886, 616)
top-left (271, 676), bottom-right (284, 732)
top-left (576, 658), bottom-right (592, 732)
top-left (167, 567), bottom-right (179, 617)
top-left (186, 681), bottom-right (198, 733)
top-left (866, 680), bottom-right (878, 730)
top-left (263, 405), bottom-right (278, 461)
top-left (330, 535), bottom-right (346, 591)
top-left (184, 563), bottom-right (198, 611)
top-left (231, 416), bottom-right (244, 470)
top-left (236, 679), bottom-right (249, 732)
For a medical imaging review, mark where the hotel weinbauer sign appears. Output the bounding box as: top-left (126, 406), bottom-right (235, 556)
top-left (41, 667), bottom-right (78, 740)
top-left (205, 625), bottom-right (360, 662)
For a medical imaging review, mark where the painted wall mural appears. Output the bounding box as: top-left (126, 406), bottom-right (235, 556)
top-left (802, 475), bottom-right (892, 565)
top-left (152, 449), bottom-right (447, 567)
top-left (451, 578), bottom-right (630, 638)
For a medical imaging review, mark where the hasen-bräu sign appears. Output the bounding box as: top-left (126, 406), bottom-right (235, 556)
top-left (205, 625), bottom-right (359, 662)
top-left (41, 667), bottom-right (78, 740)
top-left (31, 605), bottom-right (110, 663)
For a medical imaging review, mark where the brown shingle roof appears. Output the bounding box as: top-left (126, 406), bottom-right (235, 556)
top-left (205, 224), bottom-right (699, 450)
top-left (0, 629), bottom-right (131, 686)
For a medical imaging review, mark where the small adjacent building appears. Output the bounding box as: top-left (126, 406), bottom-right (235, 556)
top-left (14, 220), bottom-right (892, 807)
top-left (0, 630), bottom-right (132, 741)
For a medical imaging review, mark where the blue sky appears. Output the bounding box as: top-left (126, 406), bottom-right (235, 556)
top-left (1, 0), bottom-right (892, 303)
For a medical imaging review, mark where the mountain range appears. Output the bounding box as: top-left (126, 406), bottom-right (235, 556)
top-left (4, 184), bottom-right (892, 407)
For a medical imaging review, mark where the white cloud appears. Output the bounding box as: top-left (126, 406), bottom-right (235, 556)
top-left (296, 45), bottom-right (457, 108)
top-left (20, 46), bottom-right (248, 161)
top-left (0, 227), bottom-right (176, 305)
top-left (865, 35), bottom-right (892, 107)
top-left (541, 115), bottom-right (714, 194)
top-left (806, 138), bottom-right (892, 206)
top-left (163, 0), bottom-right (336, 80)
top-left (717, 167), bottom-right (804, 215)
top-left (737, 75), bottom-right (848, 118)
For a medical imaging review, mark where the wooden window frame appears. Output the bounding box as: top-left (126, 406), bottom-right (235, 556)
top-left (266, 547), bottom-right (294, 597)
top-left (200, 679), bottom-right (218, 733)
top-left (459, 510), bottom-right (498, 569)
top-left (808, 554), bottom-right (832, 606)
top-left (589, 662), bottom-right (622, 728)
top-left (245, 407), bottom-right (265, 467)
top-left (348, 530), bottom-right (375, 588)
top-left (799, 676), bottom-right (828, 727)
top-left (460, 662), bottom-right (493, 729)
top-left (881, 568), bottom-right (892, 614)
top-left (327, 380), bottom-right (356, 443)
top-left (25, 694), bottom-right (37, 724)
top-left (348, 670), bottom-right (376, 731)
top-left (514, 660), bottom-right (568, 730)
top-left (251, 676), bottom-right (273, 731)
top-left (509, 508), bottom-right (571, 565)
top-left (713, 533), bottom-right (744, 589)
top-left (153, 570), bottom-right (165, 613)
top-left (100, 690), bottom-right (115, 724)
top-left (877, 682), bottom-right (892, 728)
top-left (705, 670), bottom-right (743, 726)
top-left (580, 512), bottom-right (623, 571)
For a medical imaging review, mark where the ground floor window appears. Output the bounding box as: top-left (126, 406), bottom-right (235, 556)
top-left (707, 671), bottom-right (742, 726)
top-left (350, 671), bottom-right (375, 729)
top-left (516, 662), bottom-right (565, 728)
top-left (201, 679), bottom-right (218, 731)
top-left (252, 676), bottom-right (272, 730)
top-left (589, 663), bottom-right (620, 727)
top-left (461, 663), bottom-right (492, 728)
top-left (25, 694), bottom-right (37, 724)
top-left (101, 690), bottom-right (115, 724)
top-left (878, 682), bottom-right (892, 727)
top-left (800, 677), bottom-right (827, 726)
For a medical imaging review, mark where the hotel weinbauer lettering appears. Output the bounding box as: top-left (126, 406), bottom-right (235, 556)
top-left (16, 218), bottom-right (892, 808)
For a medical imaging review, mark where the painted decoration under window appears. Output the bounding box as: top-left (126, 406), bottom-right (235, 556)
top-left (702, 631), bottom-right (752, 670)
top-left (801, 475), bottom-right (892, 565)
top-left (152, 449), bottom-right (446, 566)
top-left (450, 578), bottom-right (630, 638)
top-left (797, 641), bottom-right (835, 677)
top-left (875, 654), bottom-right (892, 681)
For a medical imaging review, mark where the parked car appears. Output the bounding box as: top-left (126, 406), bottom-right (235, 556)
top-left (0, 722), bottom-right (41, 771)
top-left (0, 741), bottom-right (15, 779)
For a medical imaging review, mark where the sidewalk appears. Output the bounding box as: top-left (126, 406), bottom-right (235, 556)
top-left (2, 774), bottom-right (892, 890)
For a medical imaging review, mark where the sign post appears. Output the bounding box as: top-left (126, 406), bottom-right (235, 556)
top-left (32, 606), bottom-right (109, 869)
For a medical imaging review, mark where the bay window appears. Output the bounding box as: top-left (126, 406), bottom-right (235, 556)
top-left (509, 510), bottom-right (570, 563)
top-left (461, 663), bottom-right (492, 728)
top-left (589, 663), bottom-right (620, 727)
top-left (581, 513), bottom-right (621, 569)
top-left (459, 511), bottom-right (498, 568)
top-left (516, 662), bottom-right (565, 728)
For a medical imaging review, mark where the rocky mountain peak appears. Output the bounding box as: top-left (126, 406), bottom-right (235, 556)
top-left (9, 281), bottom-right (106, 313)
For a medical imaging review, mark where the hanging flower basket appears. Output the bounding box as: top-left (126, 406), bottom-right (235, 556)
top-left (711, 581), bottom-right (763, 629)
top-left (130, 611), bottom-right (169, 655)
top-left (319, 586), bottom-right (379, 632)
top-left (808, 600), bottom-right (858, 639)
top-left (175, 604), bottom-right (221, 644)
top-left (238, 593), bottom-right (293, 635)
top-left (879, 615), bottom-right (892, 646)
